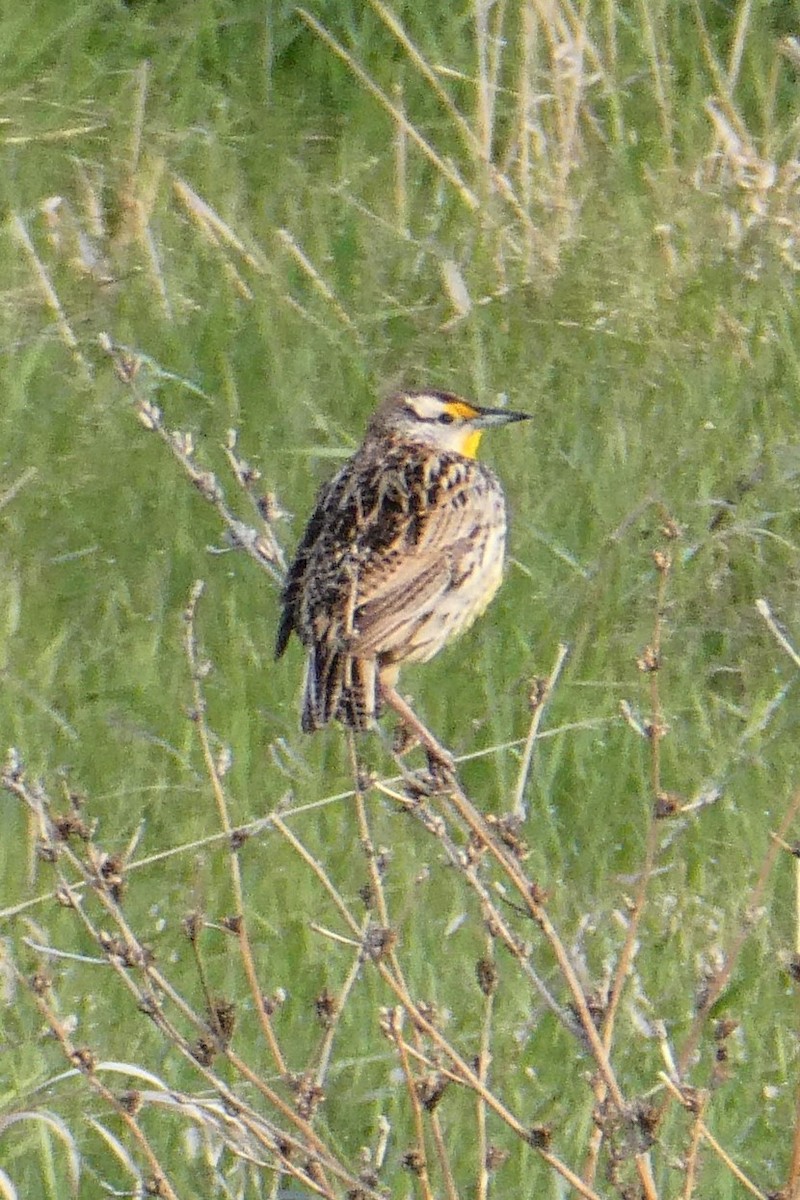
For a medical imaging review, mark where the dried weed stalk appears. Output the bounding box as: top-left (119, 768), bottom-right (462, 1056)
top-left (3, 357), bottom-right (798, 1197)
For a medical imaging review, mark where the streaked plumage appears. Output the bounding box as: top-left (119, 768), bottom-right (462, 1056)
top-left (276, 390), bottom-right (530, 741)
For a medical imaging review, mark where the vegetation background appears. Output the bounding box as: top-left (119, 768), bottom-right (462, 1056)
top-left (1, 0), bottom-right (800, 1196)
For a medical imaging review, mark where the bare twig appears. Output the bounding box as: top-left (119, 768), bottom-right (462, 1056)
top-left (98, 334), bottom-right (286, 581)
top-left (2, 757), bottom-right (383, 1200)
top-left (475, 937), bottom-right (496, 1200)
top-left (13, 963), bottom-right (180, 1200)
top-left (660, 1075), bottom-right (768, 1199)
top-left (512, 641), bottom-right (569, 819)
top-left (183, 580), bottom-right (287, 1073)
top-left (665, 787), bottom-right (800, 1106)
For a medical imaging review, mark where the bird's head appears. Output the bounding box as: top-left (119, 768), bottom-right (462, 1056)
top-left (366, 390), bottom-right (531, 459)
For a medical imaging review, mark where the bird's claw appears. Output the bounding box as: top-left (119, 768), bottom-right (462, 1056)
top-left (425, 746), bottom-right (456, 786)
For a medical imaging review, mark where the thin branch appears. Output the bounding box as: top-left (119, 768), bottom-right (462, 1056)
top-left (183, 580), bottom-right (287, 1074)
top-left (98, 334), bottom-right (286, 582)
top-left (660, 1075), bottom-right (768, 1199)
top-left (665, 786), bottom-right (800, 1106)
top-left (14, 965), bottom-right (180, 1200)
top-left (512, 641), bottom-right (569, 819)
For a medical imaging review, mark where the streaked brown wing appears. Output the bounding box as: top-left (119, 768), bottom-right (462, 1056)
top-left (349, 504), bottom-right (476, 658)
top-left (279, 445), bottom-right (489, 662)
top-left (275, 473), bottom-right (338, 659)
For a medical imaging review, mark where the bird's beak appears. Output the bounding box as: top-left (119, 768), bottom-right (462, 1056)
top-left (472, 405), bottom-right (532, 429)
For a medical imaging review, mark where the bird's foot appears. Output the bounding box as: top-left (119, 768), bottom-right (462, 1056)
top-left (392, 721), bottom-right (419, 758)
top-left (392, 721), bottom-right (455, 788)
top-left (424, 745), bottom-right (456, 789)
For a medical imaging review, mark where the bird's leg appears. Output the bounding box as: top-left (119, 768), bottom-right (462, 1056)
top-left (379, 680), bottom-right (456, 779)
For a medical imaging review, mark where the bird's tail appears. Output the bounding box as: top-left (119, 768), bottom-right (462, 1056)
top-left (301, 649), bottom-right (379, 733)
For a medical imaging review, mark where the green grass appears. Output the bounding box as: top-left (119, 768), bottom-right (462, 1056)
top-left (2, 1), bottom-right (800, 1197)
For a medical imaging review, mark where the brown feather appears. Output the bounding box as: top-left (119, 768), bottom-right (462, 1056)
top-left (276, 404), bottom-right (511, 732)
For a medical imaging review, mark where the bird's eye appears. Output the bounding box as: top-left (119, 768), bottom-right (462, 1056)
top-left (438, 411), bottom-right (455, 425)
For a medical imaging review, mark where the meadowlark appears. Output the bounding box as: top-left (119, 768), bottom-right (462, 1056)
top-left (275, 390), bottom-right (531, 762)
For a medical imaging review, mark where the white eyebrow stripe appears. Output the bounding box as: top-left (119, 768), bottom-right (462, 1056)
top-left (406, 393), bottom-right (469, 421)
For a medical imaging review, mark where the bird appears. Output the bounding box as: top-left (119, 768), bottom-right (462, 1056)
top-left (275, 389), bottom-right (531, 765)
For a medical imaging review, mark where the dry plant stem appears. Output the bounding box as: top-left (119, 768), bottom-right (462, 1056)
top-left (370, 0), bottom-right (479, 153)
top-left (788, 837), bottom-right (800, 1197)
top-left (695, 1124), bottom-right (767, 1199)
top-left (428, 1115), bottom-right (459, 1200)
top-left (99, 335), bottom-right (285, 583)
top-left (128, 59), bottom-right (148, 176)
top-left (10, 213), bottom-right (92, 380)
top-left (476, 937), bottom-right (495, 1200)
top-left (726, 0), bottom-right (754, 86)
top-left (667, 786), bottom-right (800, 1102)
top-left (271, 809), bottom-right (603, 1199)
top-left (14, 965), bottom-right (180, 1200)
top-left (512, 641), bottom-right (569, 819)
top-left (0, 816), bottom-right (274, 923)
top-left (345, 734), bottom-right (457, 1200)
top-left (81, 911), bottom-right (368, 1196)
top-left (585, 548), bottom-right (671, 1186)
top-left (189, 932), bottom-right (220, 1034)
top-left (390, 1013), bottom-right (435, 1200)
top-left (313, 925), bottom-right (367, 1090)
top-left (389, 699), bottom-right (658, 1199)
top-left (756, 597), bottom-right (800, 669)
top-left (377, 972), bottom-right (608, 1200)
top-left (381, 683), bottom-right (457, 768)
top-left (484, 0), bottom-right (507, 163)
top-left (275, 229), bottom-right (357, 331)
top-left (383, 738), bottom-right (630, 1118)
top-left (2, 730), bottom-right (614, 923)
top-left (531, 0), bottom-right (624, 156)
top-left (8, 773), bottom-right (369, 1199)
top-left (297, 9), bottom-right (480, 212)
top-left (373, 780), bottom-right (574, 1034)
top-left (659, 1076), bottom-right (768, 1200)
top-left (474, 0), bottom-right (494, 165)
top-left (441, 777), bottom-right (628, 1110)
top-left (0, 466), bottom-right (37, 513)
top-left (788, 1072), bottom-right (800, 1200)
top-left (636, 0), bottom-right (675, 166)
top-left (271, 814), bottom-right (364, 939)
top-left (173, 177), bottom-right (266, 272)
top-left (682, 1088), bottom-right (709, 1200)
top-left (393, 80), bottom-right (408, 233)
top-left (222, 429), bottom-right (282, 536)
top-left (87, 885), bottom-right (334, 1176)
top-left (397, 1011), bottom-right (459, 1197)
top-left (372, 0), bottom-right (538, 230)
top-left (7, 739), bottom-right (623, 912)
top-left (517, 4), bottom-right (535, 269)
top-left (690, 0), bottom-right (753, 150)
top-left (347, 733), bottom-right (391, 930)
top-left (184, 580), bottom-right (287, 1075)
top-left (556, 9), bottom-right (584, 208)
top-left (754, 589), bottom-right (800, 1200)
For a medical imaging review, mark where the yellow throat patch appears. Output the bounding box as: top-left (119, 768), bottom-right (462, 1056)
top-left (445, 400), bottom-right (482, 459)
top-left (459, 429), bottom-right (483, 458)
